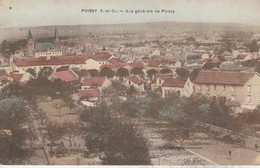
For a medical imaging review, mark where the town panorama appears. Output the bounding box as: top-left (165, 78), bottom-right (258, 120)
top-left (1, 22), bottom-right (260, 165)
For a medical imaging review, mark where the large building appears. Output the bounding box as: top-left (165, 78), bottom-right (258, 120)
top-left (10, 52), bottom-right (114, 73)
top-left (193, 71), bottom-right (260, 109)
top-left (26, 27), bottom-right (62, 57)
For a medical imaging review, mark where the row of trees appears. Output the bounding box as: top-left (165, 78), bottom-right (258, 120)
top-left (122, 93), bottom-right (232, 127)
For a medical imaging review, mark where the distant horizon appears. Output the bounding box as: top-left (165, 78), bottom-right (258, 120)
top-left (2, 20), bottom-right (260, 29)
top-left (1, 0), bottom-right (260, 28)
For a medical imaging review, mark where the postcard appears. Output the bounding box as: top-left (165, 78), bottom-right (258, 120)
top-left (0, 0), bottom-right (260, 166)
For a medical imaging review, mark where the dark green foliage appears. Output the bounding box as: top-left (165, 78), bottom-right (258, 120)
top-left (56, 66), bottom-right (69, 72)
top-left (147, 69), bottom-right (158, 79)
top-left (246, 39), bottom-right (259, 53)
top-left (241, 59), bottom-right (258, 68)
top-left (0, 96), bottom-right (30, 164)
top-left (116, 68), bottom-right (129, 79)
top-left (26, 68), bottom-right (36, 77)
top-left (37, 67), bottom-right (54, 79)
top-left (1, 39), bottom-right (27, 59)
top-left (121, 91), bottom-right (163, 118)
top-left (89, 69), bottom-right (99, 77)
top-left (126, 85), bottom-right (137, 97)
top-left (160, 69), bottom-right (172, 74)
top-left (176, 68), bottom-right (190, 78)
top-left (100, 68), bottom-right (115, 78)
top-left (81, 106), bottom-right (150, 165)
top-left (189, 68), bottom-right (201, 82)
top-left (131, 68), bottom-right (144, 75)
top-left (202, 62), bottom-right (220, 70)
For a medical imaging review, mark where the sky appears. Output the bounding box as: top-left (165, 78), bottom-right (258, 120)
top-left (0, 0), bottom-right (260, 28)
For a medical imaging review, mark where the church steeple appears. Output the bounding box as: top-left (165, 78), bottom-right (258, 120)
top-left (53, 27), bottom-right (60, 49)
top-left (54, 27), bottom-right (59, 41)
top-left (27, 29), bottom-right (34, 56)
top-left (28, 29), bottom-right (33, 39)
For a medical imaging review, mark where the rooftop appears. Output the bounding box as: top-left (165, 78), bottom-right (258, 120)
top-left (194, 71), bottom-right (255, 85)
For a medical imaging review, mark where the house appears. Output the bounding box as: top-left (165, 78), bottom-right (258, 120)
top-left (124, 75), bottom-right (145, 91)
top-left (161, 78), bottom-right (193, 98)
top-left (193, 71), bottom-right (260, 109)
top-left (78, 89), bottom-right (101, 101)
top-left (81, 77), bottom-right (111, 90)
top-left (9, 72), bottom-right (34, 83)
top-left (49, 69), bottom-right (78, 82)
top-left (151, 74), bottom-right (173, 91)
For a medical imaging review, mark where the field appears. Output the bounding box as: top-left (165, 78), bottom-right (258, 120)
top-left (38, 99), bottom-right (78, 124)
top-left (142, 118), bottom-right (260, 165)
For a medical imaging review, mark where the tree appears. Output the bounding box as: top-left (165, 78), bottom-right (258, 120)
top-left (241, 59), bottom-right (258, 68)
top-left (247, 39), bottom-right (259, 53)
top-left (63, 122), bottom-right (83, 155)
top-left (202, 62), bottom-right (220, 70)
top-left (131, 68), bottom-right (144, 76)
top-left (160, 69), bottom-right (172, 74)
top-left (89, 69), bottom-right (99, 77)
top-left (147, 69), bottom-right (158, 79)
top-left (116, 68), bottom-right (129, 80)
top-left (82, 106), bottom-right (151, 165)
top-left (37, 67), bottom-right (54, 79)
top-left (176, 68), bottom-right (190, 78)
top-left (0, 96), bottom-right (30, 164)
top-left (126, 85), bottom-right (137, 97)
top-left (189, 68), bottom-right (201, 82)
top-left (26, 68), bottom-right (36, 77)
top-left (44, 122), bottom-right (66, 156)
top-left (56, 66), bottom-right (69, 72)
top-left (100, 68), bottom-right (115, 78)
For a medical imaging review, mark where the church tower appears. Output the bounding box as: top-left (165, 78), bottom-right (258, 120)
top-left (53, 27), bottom-right (60, 49)
top-left (27, 30), bottom-right (34, 56)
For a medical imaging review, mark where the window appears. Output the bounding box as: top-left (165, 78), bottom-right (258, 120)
top-left (129, 81), bottom-right (131, 85)
top-left (231, 86), bottom-right (235, 95)
top-left (206, 85), bottom-right (210, 92)
top-left (214, 85), bottom-right (216, 91)
top-left (198, 85), bottom-right (201, 92)
top-left (223, 85), bottom-right (226, 91)
top-left (247, 95), bottom-right (251, 103)
top-left (231, 95), bottom-right (235, 101)
top-left (247, 85), bottom-right (251, 95)
top-left (159, 79), bottom-right (161, 84)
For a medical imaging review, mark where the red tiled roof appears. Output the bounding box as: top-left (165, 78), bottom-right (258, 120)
top-left (151, 74), bottom-right (173, 84)
top-left (236, 54), bottom-right (247, 60)
top-left (129, 76), bottom-right (143, 85)
top-left (162, 78), bottom-right (187, 87)
top-left (81, 77), bottom-right (106, 87)
top-left (0, 76), bottom-right (8, 83)
top-left (100, 62), bottom-right (144, 70)
top-left (78, 89), bottom-right (101, 99)
top-left (203, 58), bottom-right (212, 63)
top-left (194, 71), bottom-right (254, 85)
top-left (144, 60), bottom-right (177, 67)
top-left (9, 73), bottom-right (23, 83)
top-left (55, 70), bottom-right (78, 82)
top-left (13, 53), bottom-right (112, 67)
top-left (108, 58), bottom-right (124, 64)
